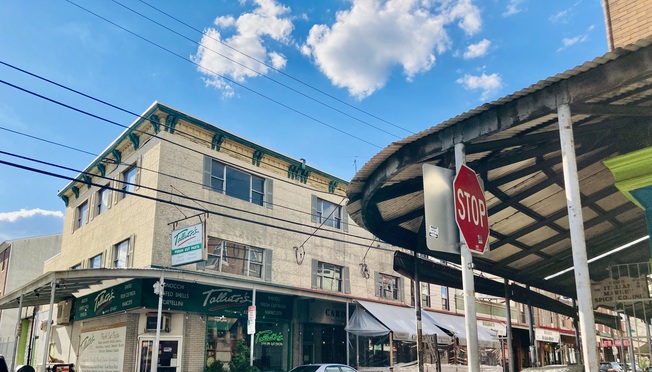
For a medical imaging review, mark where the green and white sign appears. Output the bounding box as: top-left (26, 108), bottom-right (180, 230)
top-left (171, 222), bottom-right (204, 266)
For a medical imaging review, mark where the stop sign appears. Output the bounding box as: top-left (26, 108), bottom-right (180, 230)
top-left (453, 164), bottom-right (489, 254)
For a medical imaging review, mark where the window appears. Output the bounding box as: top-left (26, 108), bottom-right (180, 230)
top-left (421, 283), bottom-right (431, 307)
top-left (376, 273), bottom-right (400, 300)
top-left (315, 261), bottom-right (342, 292)
top-left (442, 286), bottom-right (449, 310)
top-left (121, 165), bottom-right (138, 198)
top-left (113, 239), bottom-right (129, 268)
top-left (89, 254), bottom-right (103, 269)
top-left (311, 197), bottom-right (343, 229)
top-left (96, 186), bottom-right (110, 216)
top-left (203, 157), bottom-right (268, 206)
top-left (205, 237), bottom-right (270, 279)
top-left (76, 201), bottom-right (89, 229)
top-left (71, 263), bottom-right (82, 270)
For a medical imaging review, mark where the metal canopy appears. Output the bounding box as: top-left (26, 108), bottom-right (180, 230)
top-left (346, 36), bottom-right (652, 301)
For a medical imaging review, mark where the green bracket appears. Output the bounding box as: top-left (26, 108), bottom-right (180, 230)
top-left (128, 133), bottom-right (140, 150)
top-left (288, 164), bottom-right (310, 183)
top-left (61, 195), bottom-right (69, 207)
top-left (81, 174), bottom-right (92, 189)
top-left (149, 114), bottom-right (161, 133)
top-left (97, 163), bottom-right (106, 177)
top-left (72, 186), bottom-right (80, 199)
top-left (165, 115), bottom-right (179, 134)
top-left (212, 134), bottom-right (225, 152)
top-left (252, 150), bottom-right (264, 167)
top-left (328, 181), bottom-right (338, 194)
top-left (112, 149), bottom-right (122, 165)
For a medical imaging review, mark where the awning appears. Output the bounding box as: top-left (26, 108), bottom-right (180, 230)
top-left (345, 305), bottom-right (390, 337)
top-left (356, 300), bottom-right (453, 344)
top-left (423, 311), bottom-right (499, 348)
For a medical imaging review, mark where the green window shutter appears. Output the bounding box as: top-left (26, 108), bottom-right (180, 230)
top-left (264, 249), bottom-right (273, 281)
top-left (343, 266), bottom-right (351, 294)
top-left (399, 276), bottom-right (405, 303)
top-left (265, 179), bottom-right (273, 209)
top-left (202, 156), bottom-right (211, 189)
top-left (342, 206), bottom-right (349, 232)
top-left (374, 272), bottom-right (380, 297)
top-left (311, 259), bottom-right (318, 289)
top-left (311, 195), bottom-right (318, 223)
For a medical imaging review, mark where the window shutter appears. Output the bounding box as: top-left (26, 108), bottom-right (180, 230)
top-left (264, 179), bottom-right (273, 209)
top-left (374, 272), bottom-right (380, 297)
top-left (135, 156), bottom-right (142, 190)
top-left (264, 249), bottom-right (273, 281)
top-left (343, 266), bottom-right (351, 294)
top-left (311, 195), bottom-right (318, 223)
top-left (104, 249), bottom-right (111, 268)
top-left (113, 177), bottom-right (120, 205)
top-left (89, 193), bottom-right (96, 221)
top-left (128, 234), bottom-right (135, 268)
top-left (399, 276), bottom-right (405, 303)
top-left (311, 259), bottom-right (318, 289)
top-left (202, 156), bottom-right (211, 189)
top-left (342, 207), bottom-right (349, 232)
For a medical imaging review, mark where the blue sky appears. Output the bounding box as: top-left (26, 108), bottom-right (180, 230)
top-left (0, 0), bottom-right (607, 241)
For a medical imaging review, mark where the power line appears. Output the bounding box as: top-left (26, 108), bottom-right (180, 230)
top-left (0, 71), bottom-right (350, 193)
top-left (64, 0), bottom-right (384, 149)
top-left (136, 0), bottom-right (415, 136)
top-left (110, 0), bottom-right (404, 140)
top-left (0, 126), bottom-right (349, 222)
top-left (0, 151), bottom-right (388, 247)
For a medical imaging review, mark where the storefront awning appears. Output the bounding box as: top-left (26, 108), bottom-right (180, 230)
top-left (423, 311), bottom-right (499, 348)
top-left (356, 300), bottom-right (453, 344)
top-left (345, 305), bottom-right (390, 337)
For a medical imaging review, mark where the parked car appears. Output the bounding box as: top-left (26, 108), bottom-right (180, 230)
top-left (289, 364), bottom-right (358, 372)
top-left (625, 362), bottom-right (643, 372)
top-left (600, 362), bottom-right (624, 372)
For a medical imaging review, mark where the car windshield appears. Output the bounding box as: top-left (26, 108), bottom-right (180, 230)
top-left (291, 366), bottom-right (321, 372)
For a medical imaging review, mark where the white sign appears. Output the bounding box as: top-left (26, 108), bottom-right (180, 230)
top-left (171, 222), bottom-right (204, 266)
top-left (535, 328), bottom-right (560, 343)
top-left (78, 323), bottom-right (127, 372)
top-left (591, 276), bottom-right (649, 308)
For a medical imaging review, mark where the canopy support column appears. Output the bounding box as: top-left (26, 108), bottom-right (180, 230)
top-left (504, 279), bottom-right (515, 372)
top-left (41, 280), bottom-right (56, 371)
top-left (11, 294), bottom-right (23, 372)
top-left (558, 102), bottom-right (599, 371)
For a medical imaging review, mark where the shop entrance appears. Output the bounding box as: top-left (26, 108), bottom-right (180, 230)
top-left (138, 338), bottom-right (180, 372)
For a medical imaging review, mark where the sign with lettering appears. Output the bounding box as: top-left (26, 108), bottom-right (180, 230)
top-left (535, 328), bottom-right (560, 343)
top-left (77, 322), bottom-right (127, 372)
top-left (309, 300), bottom-right (346, 325)
top-left (171, 222), bottom-right (204, 266)
top-left (256, 293), bottom-right (293, 320)
top-left (255, 330), bottom-right (284, 346)
top-left (591, 276), bottom-right (650, 308)
top-left (75, 280), bottom-right (143, 320)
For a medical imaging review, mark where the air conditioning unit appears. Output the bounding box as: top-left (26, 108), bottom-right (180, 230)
top-left (56, 300), bottom-right (72, 325)
top-left (145, 312), bottom-right (171, 333)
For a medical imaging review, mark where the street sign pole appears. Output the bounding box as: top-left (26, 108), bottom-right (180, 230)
top-left (455, 143), bottom-right (481, 372)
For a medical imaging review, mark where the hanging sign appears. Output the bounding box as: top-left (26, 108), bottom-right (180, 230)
top-left (171, 222), bottom-right (204, 266)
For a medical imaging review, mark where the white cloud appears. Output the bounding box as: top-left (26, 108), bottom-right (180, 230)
top-left (456, 72), bottom-right (503, 101)
top-left (463, 39), bottom-right (491, 59)
top-left (191, 0), bottom-right (294, 97)
top-left (503, 0), bottom-right (523, 17)
top-left (0, 208), bottom-right (64, 223)
top-left (302, 0), bottom-right (482, 99)
top-left (549, 9), bottom-right (570, 24)
top-left (557, 25), bottom-right (594, 51)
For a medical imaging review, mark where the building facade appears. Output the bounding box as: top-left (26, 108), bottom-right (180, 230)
top-left (43, 102), bottom-right (413, 372)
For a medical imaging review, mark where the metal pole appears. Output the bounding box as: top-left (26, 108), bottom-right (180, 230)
top-left (11, 294), bottom-right (24, 372)
top-left (504, 279), bottom-right (515, 372)
top-left (346, 302), bottom-right (350, 366)
top-left (414, 250), bottom-right (424, 372)
top-left (572, 299), bottom-right (581, 365)
top-left (42, 281), bottom-right (56, 371)
top-left (527, 285), bottom-right (538, 367)
top-left (27, 306), bottom-right (37, 366)
top-left (153, 275), bottom-right (165, 372)
top-left (558, 102), bottom-right (600, 371)
top-left (454, 143), bottom-right (481, 372)
top-left (626, 313), bottom-right (636, 369)
top-left (250, 288), bottom-right (256, 367)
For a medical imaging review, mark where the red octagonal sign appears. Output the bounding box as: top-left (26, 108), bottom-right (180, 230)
top-left (454, 164), bottom-right (489, 254)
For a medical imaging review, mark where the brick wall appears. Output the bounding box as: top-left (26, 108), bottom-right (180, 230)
top-left (604, 0), bottom-right (652, 50)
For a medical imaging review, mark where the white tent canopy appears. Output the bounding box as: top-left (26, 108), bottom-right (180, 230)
top-left (423, 310), bottom-right (499, 348)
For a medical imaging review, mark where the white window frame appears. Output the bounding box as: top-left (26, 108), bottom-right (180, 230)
top-left (76, 201), bottom-right (89, 229)
top-left (96, 185), bottom-right (110, 216)
top-left (89, 253), bottom-right (103, 269)
top-left (113, 239), bottom-right (129, 268)
top-left (204, 158), bottom-right (267, 206)
top-left (121, 164), bottom-right (138, 198)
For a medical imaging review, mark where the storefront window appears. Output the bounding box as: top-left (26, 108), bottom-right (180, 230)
top-left (253, 322), bottom-right (290, 371)
top-left (205, 317), bottom-right (244, 370)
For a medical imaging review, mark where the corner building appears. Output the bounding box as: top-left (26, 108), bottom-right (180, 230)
top-left (46, 102), bottom-right (409, 372)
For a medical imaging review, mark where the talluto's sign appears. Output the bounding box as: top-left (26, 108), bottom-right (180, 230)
top-left (171, 222), bottom-right (204, 266)
top-left (591, 276), bottom-right (649, 308)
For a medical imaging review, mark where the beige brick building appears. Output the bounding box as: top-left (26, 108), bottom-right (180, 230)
top-left (603, 0), bottom-right (652, 50)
